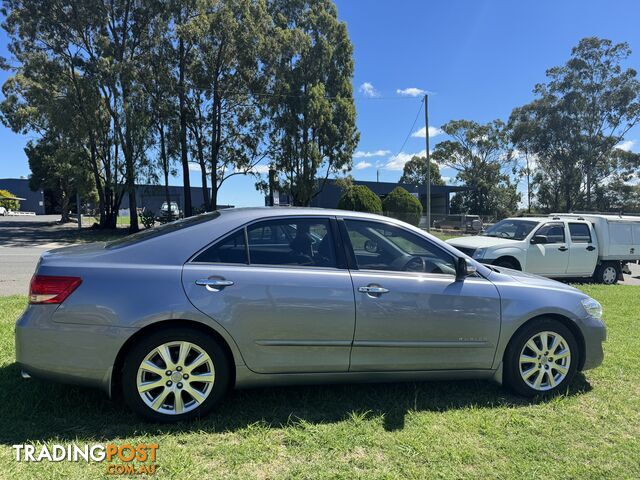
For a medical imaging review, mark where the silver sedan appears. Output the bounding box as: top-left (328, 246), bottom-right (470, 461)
top-left (16, 208), bottom-right (606, 422)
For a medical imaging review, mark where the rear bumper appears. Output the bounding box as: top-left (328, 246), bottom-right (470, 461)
top-left (15, 305), bottom-right (136, 395)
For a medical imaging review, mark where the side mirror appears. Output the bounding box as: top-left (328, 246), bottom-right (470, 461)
top-left (531, 235), bottom-right (548, 244)
top-left (456, 257), bottom-right (477, 280)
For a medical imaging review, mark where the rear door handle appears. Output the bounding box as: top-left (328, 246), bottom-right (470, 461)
top-left (195, 279), bottom-right (234, 290)
top-left (358, 285), bottom-right (390, 295)
top-left (558, 246), bottom-right (568, 252)
top-left (586, 245), bottom-right (596, 251)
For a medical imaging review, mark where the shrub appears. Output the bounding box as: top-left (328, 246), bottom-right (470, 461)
top-left (337, 185), bottom-right (382, 214)
top-left (382, 187), bottom-right (423, 226)
top-left (0, 189), bottom-right (19, 211)
top-left (140, 210), bottom-right (156, 229)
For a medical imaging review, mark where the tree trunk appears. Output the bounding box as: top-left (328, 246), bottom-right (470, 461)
top-left (178, 37), bottom-right (192, 217)
top-left (60, 191), bottom-right (70, 223)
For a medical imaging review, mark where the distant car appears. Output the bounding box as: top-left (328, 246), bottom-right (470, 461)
top-left (157, 202), bottom-right (181, 221)
top-left (16, 208), bottom-right (606, 422)
top-left (447, 214), bottom-right (640, 284)
top-left (433, 215), bottom-right (483, 233)
top-left (0, 206), bottom-right (7, 216)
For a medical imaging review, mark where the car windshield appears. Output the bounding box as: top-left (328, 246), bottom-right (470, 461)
top-left (481, 219), bottom-right (539, 240)
top-left (106, 211), bottom-right (220, 249)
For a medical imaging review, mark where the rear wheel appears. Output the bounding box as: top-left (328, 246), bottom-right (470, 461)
top-left (594, 262), bottom-right (619, 285)
top-left (122, 328), bottom-right (230, 422)
top-left (504, 319), bottom-right (578, 397)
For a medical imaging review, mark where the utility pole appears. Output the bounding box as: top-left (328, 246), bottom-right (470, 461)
top-left (424, 94), bottom-right (431, 232)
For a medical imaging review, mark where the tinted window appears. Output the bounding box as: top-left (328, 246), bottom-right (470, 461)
top-left (194, 230), bottom-right (247, 264)
top-left (344, 220), bottom-right (456, 275)
top-left (536, 223), bottom-right (565, 243)
top-left (247, 218), bottom-right (337, 268)
top-left (569, 223), bottom-right (592, 243)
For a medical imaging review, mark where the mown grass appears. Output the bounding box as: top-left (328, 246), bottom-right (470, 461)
top-left (0, 286), bottom-right (638, 479)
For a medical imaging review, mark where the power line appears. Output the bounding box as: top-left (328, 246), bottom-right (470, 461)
top-left (392, 98), bottom-right (424, 159)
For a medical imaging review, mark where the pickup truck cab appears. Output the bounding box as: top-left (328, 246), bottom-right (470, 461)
top-left (447, 216), bottom-right (624, 284)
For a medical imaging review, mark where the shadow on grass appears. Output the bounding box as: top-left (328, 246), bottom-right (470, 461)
top-left (0, 362), bottom-right (592, 444)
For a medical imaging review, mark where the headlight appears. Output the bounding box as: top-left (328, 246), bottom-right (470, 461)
top-left (581, 298), bottom-right (603, 320)
top-left (473, 248), bottom-right (486, 260)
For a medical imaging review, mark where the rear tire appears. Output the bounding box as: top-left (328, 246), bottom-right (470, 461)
top-left (504, 318), bottom-right (579, 397)
top-left (594, 262), bottom-right (619, 285)
top-left (122, 328), bottom-right (230, 422)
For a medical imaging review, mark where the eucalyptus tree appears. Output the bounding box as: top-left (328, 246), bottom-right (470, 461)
top-left (264, 0), bottom-right (359, 206)
top-left (431, 119), bottom-right (519, 217)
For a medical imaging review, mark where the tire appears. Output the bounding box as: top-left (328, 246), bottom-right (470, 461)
top-left (122, 328), bottom-right (231, 422)
top-left (493, 257), bottom-right (520, 270)
top-left (594, 262), bottom-right (619, 285)
top-left (504, 318), bottom-right (579, 397)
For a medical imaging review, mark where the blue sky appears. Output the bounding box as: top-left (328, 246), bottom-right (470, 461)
top-left (1, 0), bottom-right (639, 206)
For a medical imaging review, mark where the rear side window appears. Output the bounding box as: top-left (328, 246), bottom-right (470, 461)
top-left (194, 231), bottom-right (247, 264)
top-left (569, 223), bottom-right (592, 243)
top-left (247, 218), bottom-right (337, 268)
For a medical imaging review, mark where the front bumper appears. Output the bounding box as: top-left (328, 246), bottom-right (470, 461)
top-left (15, 305), bottom-right (136, 395)
top-left (579, 315), bottom-right (606, 371)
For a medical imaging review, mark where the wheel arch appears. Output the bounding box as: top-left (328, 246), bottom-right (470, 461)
top-left (493, 255), bottom-right (522, 270)
top-left (110, 319), bottom-right (238, 398)
top-left (503, 313), bottom-right (586, 372)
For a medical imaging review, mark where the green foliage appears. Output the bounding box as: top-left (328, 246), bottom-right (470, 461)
top-left (432, 119), bottom-right (519, 217)
top-left (140, 210), bottom-right (156, 229)
top-left (382, 187), bottom-right (423, 226)
top-left (399, 156), bottom-right (445, 186)
top-left (0, 190), bottom-right (19, 211)
top-left (265, 0), bottom-right (359, 206)
top-left (509, 37), bottom-right (640, 212)
top-left (337, 185), bottom-right (382, 214)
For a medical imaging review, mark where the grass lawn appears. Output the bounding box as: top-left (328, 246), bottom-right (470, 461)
top-left (0, 286), bottom-right (638, 478)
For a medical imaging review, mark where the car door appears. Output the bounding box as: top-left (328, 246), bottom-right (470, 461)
top-left (182, 216), bottom-right (356, 374)
top-left (526, 222), bottom-right (570, 275)
top-left (566, 222), bottom-right (599, 275)
top-left (341, 218), bottom-right (501, 372)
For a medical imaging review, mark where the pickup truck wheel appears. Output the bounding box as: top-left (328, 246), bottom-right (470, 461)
top-left (504, 319), bottom-right (578, 397)
top-left (493, 257), bottom-right (520, 270)
top-left (594, 262), bottom-right (619, 285)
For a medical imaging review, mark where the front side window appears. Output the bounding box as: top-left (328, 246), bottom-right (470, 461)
top-left (247, 218), bottom-right (337, 268)
top-left (344, 220), bottom-right (456, 275)
top-left (536, 223), bottom-right (566, 243)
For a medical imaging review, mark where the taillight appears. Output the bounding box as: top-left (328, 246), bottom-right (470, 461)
top-left (29, 275), bottom-right (82, 304)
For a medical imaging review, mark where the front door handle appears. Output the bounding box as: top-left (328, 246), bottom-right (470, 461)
top-left (586, 245), bottom-right (596, 251)
top-left (558, 246), bottom-right (568, 252)
top-left (195, 279), bottom-right (234, 290)
top-left (358, 285), bottom-right (390, 295)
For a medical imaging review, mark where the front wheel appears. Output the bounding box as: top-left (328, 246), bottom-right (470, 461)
top-left (504, 319), bottom-right (578, 397)
top-left (122, 328), bottom-right (230, 422)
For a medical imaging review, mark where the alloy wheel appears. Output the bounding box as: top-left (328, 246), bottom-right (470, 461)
top-left (518, 331), bottom-right (571, 391)
top-left (136, 341), bottom-right (215, 415)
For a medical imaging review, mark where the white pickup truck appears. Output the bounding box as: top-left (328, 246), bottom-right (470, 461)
top-left (446, 214), bottom-right (640, 284)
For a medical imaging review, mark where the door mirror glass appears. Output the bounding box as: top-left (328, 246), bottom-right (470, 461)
top-left (456, 257), bottom-right (476, 279)
top-left (364, 239), bottom-right (378, 253)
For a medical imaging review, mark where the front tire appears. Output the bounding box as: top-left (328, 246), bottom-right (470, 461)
top-left (493, 257), bottom-right (520, 270)
top-left (504, 319), bottom-right (578, 397)
top-left (122, 328), bottom-right (230, 422)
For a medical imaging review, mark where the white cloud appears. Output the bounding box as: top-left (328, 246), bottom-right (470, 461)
top-left (354, 161), bottom-right (372, 170)
top-left (384, 149), bottom-right (427, 171)
top-left (411, 126), bottom-right (443, 138)
top-left (249, 164), bottom-right (271, 174)
top-left (359, 82), bottom-right (379, 98)
top-left (616, 140), bottom-right (636, 152)
top-left (353, 149), bottom-right (390, 158)
top-left (396, 87), bottom-right (427, 97)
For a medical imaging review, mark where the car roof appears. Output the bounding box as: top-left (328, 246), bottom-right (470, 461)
top-left (217, 206), bottom-right (394, 222)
